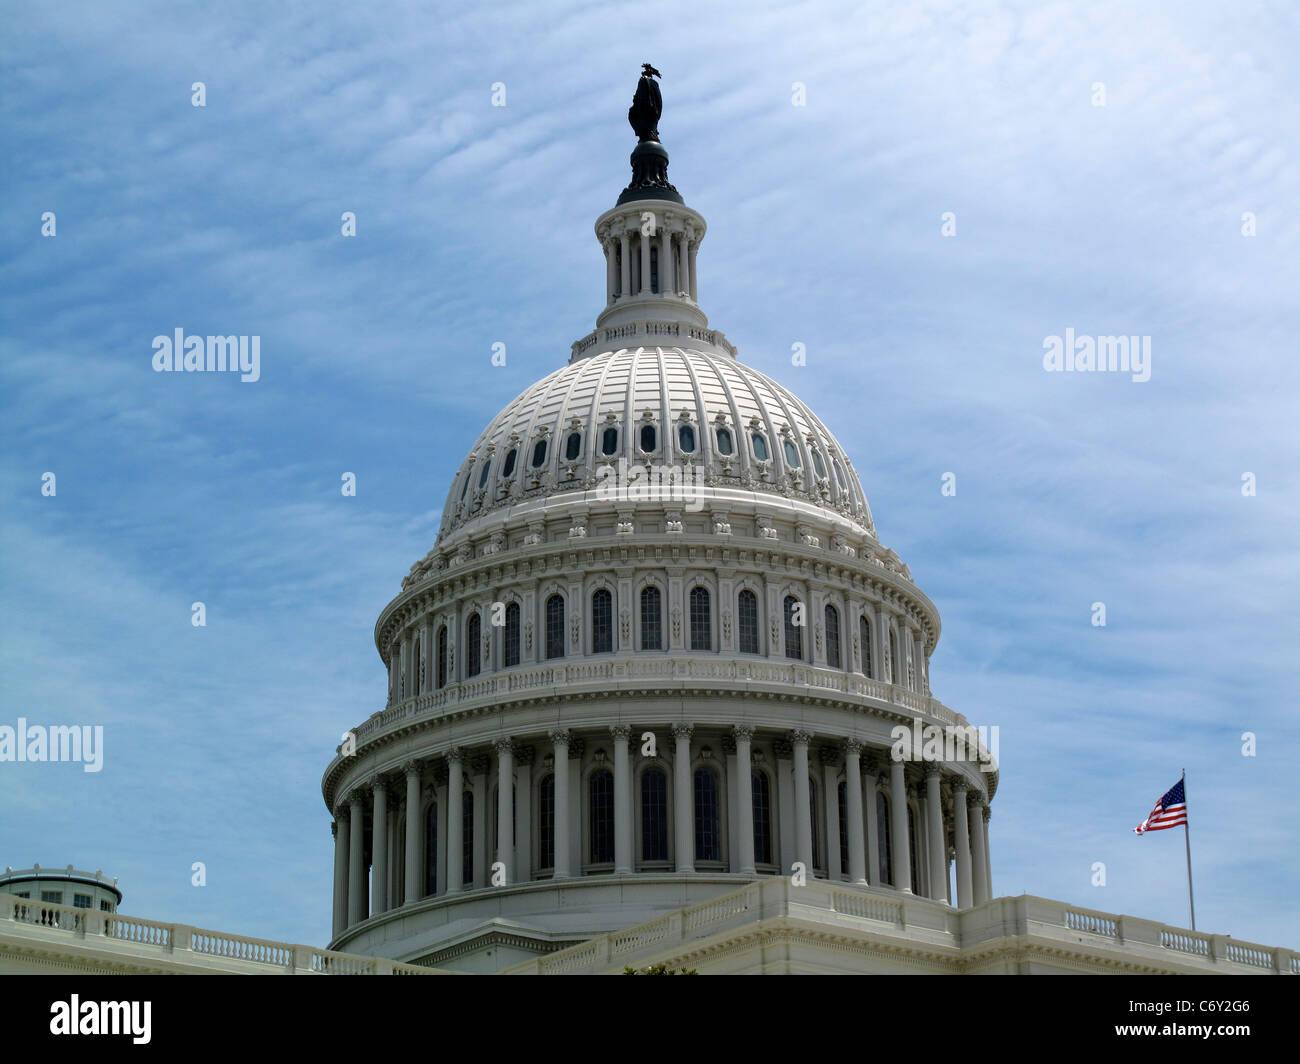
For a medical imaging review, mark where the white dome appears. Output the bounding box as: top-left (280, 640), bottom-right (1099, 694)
top-left (437, 344), bottom-right (873, 543)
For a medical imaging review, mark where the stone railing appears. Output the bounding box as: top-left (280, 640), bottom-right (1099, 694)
top-left (0, 893), bottom-right (442, 975)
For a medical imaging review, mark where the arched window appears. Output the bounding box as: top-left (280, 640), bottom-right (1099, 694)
top-left (876, 791), bottom-right (892, 886)
top-left (809, 777), bottom-right (820, 869)
top-left (589, 770), bottom-right (614, 863)
top-left (466, 613), bottom-right (482, 678)
top-left (716, 427), bottom-right (734, 456)
top-left (752, 770), bottom-right (771, 864)
top-left (811, 449), bottom-right (827, 479)
top-left (889, 629), bottom-right (900, 684)
top-left (640, 586), bottom-right (663, 650)
top-left (462, 790), bottom-right (475, 886)
top-left (678, 424), bottom-right (696, 453)
top-left (545, 594), bottom-right (565, 660)
top-left (424, 803), bottom-right (438, 897)
top-left (751, 433), bottom-right (769, 461)
top-left (591, 589), bottom-right (613, 654)
top-left (537, 774), bottom-right (555, 870)
top-left (504, 603), bottom-right (520, 667)
top-left (689, 586), bottom-right (711, 651)
top-left (694, 769), bottom-right (721, 862)
top-left (859, 615), bottom-right (872, 678)
top-left (783, 439), bottom-right (800, 467)
top-left (437, 626), bottom-right (448, 688)
top-left (640, 424), bottom-right (657, 454)
top-left (837, 782), bottom-right (849, 875)
top-left (737, 589), bottom-right (759, 654)
top-left (640, 768), bottom-right (668, 862)
top-left (908, 805), bottom-right (921, 894)
top-left (563, 432), bottom-right (581, 462)
top-left (833, 459), bottom-right (847, 491)
top-left (784, 595), bottom-right (803, 660)
top-left (501, 448), bottom-right (517, 478)
top-left (601, 426), bottom-right (619, 455)
top-left (531, 439), bottom-right (548, 468)
top-left (825, 604), bottom-right (841, 668)
top-left (478, 460), bottom-right (491, 488)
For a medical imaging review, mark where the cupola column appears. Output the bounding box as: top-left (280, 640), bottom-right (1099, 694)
top-left (734, 726), bottom-right (756, 875)
top-left (889, 759), bottom-right (913, 893)
top-left (792, 731), bottom-right (813, 873)
top-left (331, 808), bottom-right (349, 938)
top-left (611, 726), bottom-right (633, 874)
top-left (672, 724), bottom-right (695, 872)
top-left (925, 765), bottom-right (948, 902)
top-left (843, 740), bottom-right (867, 884)
top-left (445, 750), bottom-right (464, 893)
top-left (550, 730), bottom-right (572, 879)
top-left (619, 230), bottom-right (631, 299)
top-left (639, 229), bottom-right (652, 294)
top-left (347, 789), bottom-right (367, 925)
top-left (403, 762), bottom-right (422, 904)
top-left (969, 794), bottom-right (990, 906)
top-left (495, 740), bottom-right (515, 880)
top-left (687, 238), bottom-right (698, 301)
top-left (660, 225), bottom-right (674, 295)
top-left (604, 237), bottom-right (617, 304)
top-left (952, 779), bottom-right (972, 907)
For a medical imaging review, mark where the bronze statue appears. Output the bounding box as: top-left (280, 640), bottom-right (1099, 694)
top-left (628, 63), bottom-right (663, 142)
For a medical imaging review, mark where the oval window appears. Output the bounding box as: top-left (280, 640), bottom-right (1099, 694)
top-left (752, 433), bottom-right (769, 461)
top-left (478, 461), bottom-right (491, 488)
top-left (640, 424), bottom-right (657, 453)
top-left (716, 427), bottom-right (733, 456)
top-left (678, 425), bottom-right (696, 453)
top-left (531, 440), bottom-right (548, 468)
top-left (601, 427), bottom-right (619, 455)
top-left (811, 449), bottom-right (827, 478)
top-left (783, 439), bottom-right (800, 467)
top-left (565, 432), bottom-right (582, 461)
top-left (502, 448), bottom-right (517, 478)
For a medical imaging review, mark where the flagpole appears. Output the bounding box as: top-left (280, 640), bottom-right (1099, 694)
top-left (1182, 768), bottom-right (1196, 931)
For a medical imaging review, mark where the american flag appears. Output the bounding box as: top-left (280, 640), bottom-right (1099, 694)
top-left (1134, 778), bottom-right (1188, 835)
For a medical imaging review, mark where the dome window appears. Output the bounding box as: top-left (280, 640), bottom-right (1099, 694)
top-left (531, 439), bottom-right (548, 468)
top-left (811, 449), bottom-right (827, 479)
top-left (833, 460), bottom-right (847, 491)
top-left (783, 439), bottom-right (800, 467)
top-left (751, 433), bottom-right (769, 461)
top-left (502, 448), bottom-right (517, 478)
top-left (678, 425), bottom-right (696, 453)
top-left (478, 461), bottom-right (491, 488)
top-left (640, 424), bottom-right (657, 453)
top-left (460, 472), bottom-right (471, 500)
top-left (601, 427), bottom-right (619, 455)
top-left (565, 431), bottom-right (582, 462)
top-left (716, 427), bottom-right (734, 456)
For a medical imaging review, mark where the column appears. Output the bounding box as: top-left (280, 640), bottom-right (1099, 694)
top-left (889, 759), bottom-right (912, 893)
top-left (403, 763), bottom-right (422, 905)
top-left (639, 229), bottom-right (652, 294)
top-left (611, 726), bottom-right (633, 874)
top-left (672, 724), bottom-right (694, 872)
top-left (446, 750), bottom-right (464, 893)
top-left (734, 726), bottom-right (756, 875)
top-left (952, 779), bottom-right (972, 908)
top-left (331, 809), bottom-right (349, 938)
top-left (687, 239), bottom-right (698, 301)
top-left (371, 779), bottom-right (389, 915)
top-left (660, 227), bottom-right (674, 295)
top-left (550, 730), bottom-right (571, 879)
top-left (792, 731), bottom-right (812, 873)
top-left (347, 789), bottom-right (366, 925)
top-left (677, 232), bottom-right (688, 296)
top-left (982, 806), bottom-right (993, 899)
top-left (605, 237), bottom-right (616, 304)
top-left (868, 774), bottom-right (886, 885)
top-left (619, 230), bottom-right (631, 299)
top-left (823, 752), bottom-right (841, 880)
top-left (495, 739), bottom-right (514, 883)
top-left (969, 795), bottom-right (990, 906)
top-left (471, 760), bottom-right (487, 887)
top-left (514, 749), bottom-right (533, 885)
top-left (843, 740), bottom-right (866, 884)
top-left (925, 766), bottom-right (947, 902)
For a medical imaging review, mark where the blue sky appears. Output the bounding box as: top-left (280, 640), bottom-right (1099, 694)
top-left (2, 0), bottom-right (1296, 950)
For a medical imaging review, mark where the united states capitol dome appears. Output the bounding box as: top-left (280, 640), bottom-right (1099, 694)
top-left (324, 67), bottom-right (996, 974)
